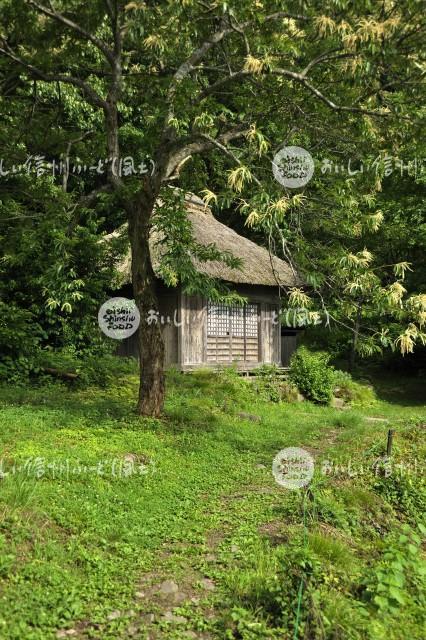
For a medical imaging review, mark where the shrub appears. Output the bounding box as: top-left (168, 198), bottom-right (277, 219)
top-left (373, 472), bottom-right (426, 521)
top-left (0, 303), bottom-right (44, 383)
top-left (252, 365), bottom-right (299, 403)
top-left (0, 343), bottom-right (137, 389)
top-left (37, 348), bottom-right (137, 388)
top-left (362, 524), bottom-right (426, 616)
top-left (289, 346), bottom-right (335, 404)
top-left (278, 381), bottom-right (300, 403)
top-left (333, 369), bottom-right (376, 406)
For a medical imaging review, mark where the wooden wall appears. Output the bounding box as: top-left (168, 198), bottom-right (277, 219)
top-left (281, 332), bottom-right (298, 367)
top-left (158, 291), bottom-right (179, 366)
top-left (260, 302), bottom-right (281, 365)
top-left (178, 284), bottom-right (281, 370)
top-left (115, 282), bottom-right (283, 370)
top-left (179, 292), bottom-right (206, 366)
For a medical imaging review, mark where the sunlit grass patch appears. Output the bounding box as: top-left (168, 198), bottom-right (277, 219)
top-left (0, 370), bottom-right (424, 638)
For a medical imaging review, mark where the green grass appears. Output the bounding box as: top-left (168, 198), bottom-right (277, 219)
top-left (0, 368), bottom-right (425, 639)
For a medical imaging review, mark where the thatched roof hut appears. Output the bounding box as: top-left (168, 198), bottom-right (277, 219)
top-left (112, 193), bottom-right (302, 370)
top-left (113, 193), bottom-right (301, 288)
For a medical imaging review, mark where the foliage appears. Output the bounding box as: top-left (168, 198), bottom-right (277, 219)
top-left (0, 303), bottom-right (44, 383)
top-left (0, 178), bottom-right (121, 373)
top-left (373, 470), bottom-right (426, 521)
top-left (152, 189), bottom-right (244, 304)
top-left (37, 348), bottom-right (138, 388)
top-left (362, 524), bottom-right (426, 616)
top-left (289, 347), bottom-right (335, 404)
top-left (333, 370), bottom-right (377, 406)
top-left (0, 0), bottom-right (424, 408)
top-left (252, 365), bottom-right (299, 403)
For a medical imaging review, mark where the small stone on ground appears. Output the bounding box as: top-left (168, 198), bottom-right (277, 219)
top-left (200, 578), bottom-right (215, 591)
top-left (163, 611), bottom-right (187, 624)
top-left (159, 580), bottom-right (179, 595)
top-left (237, 412), bottom-right (261, 422)
top-left (107, 610), bottom-right (121, 621)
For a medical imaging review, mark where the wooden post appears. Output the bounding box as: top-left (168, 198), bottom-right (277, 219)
top-left (386, 429), bottom-right (394, 457)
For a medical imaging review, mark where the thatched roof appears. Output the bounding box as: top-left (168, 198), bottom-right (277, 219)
top-left (111, 193), bottom-right (301, 288)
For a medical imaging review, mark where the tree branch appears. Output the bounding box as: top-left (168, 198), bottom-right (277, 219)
top-left (62, 130), bottom-right (94, 192)
top-left (201, 67), bottom-right (398, 118)
top-left (163, 126), bottom-right (250, 179)
top-left (298, 74), bottom-right (394, 117)
top-left (165, 10), bottom-right (309, 127)
top-left (66, 184), bottom-right (113, 235)
top-left (198, 133), bottom-right (262, 187)
top-left (27, 0), bottom-right (116, 67)
top-left (12, 2), bottom-right (124, 190)
top-left (301, 48), bottom-right (353, 76)
top-left (0, 42), bottom-right (107, 110)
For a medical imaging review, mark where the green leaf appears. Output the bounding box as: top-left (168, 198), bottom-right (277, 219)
top-left (388, 587), bottom-right (406, 605)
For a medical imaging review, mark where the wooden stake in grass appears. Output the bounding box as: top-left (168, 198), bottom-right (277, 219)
top-left (386, 429), bottom-right (394, 457)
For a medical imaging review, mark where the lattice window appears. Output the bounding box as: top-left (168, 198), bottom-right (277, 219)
top-left (230, 307), bottom-right (244, 337)
top-left (207, 303), bottom-right (259, 340)
top-left (245, 304), bottom-right (258, 338)
top-left (207, 303), bottom-right (229, 336)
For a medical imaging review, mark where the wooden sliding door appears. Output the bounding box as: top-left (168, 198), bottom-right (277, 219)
top-left (206, 302), bottom-right (259, 363)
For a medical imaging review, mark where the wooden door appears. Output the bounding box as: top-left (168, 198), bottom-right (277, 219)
top-left (206, 302), bottom-right (259, 363)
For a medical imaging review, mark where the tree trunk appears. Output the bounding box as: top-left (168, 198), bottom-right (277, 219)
top-left (128, 181), bottom-right (165, 417)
